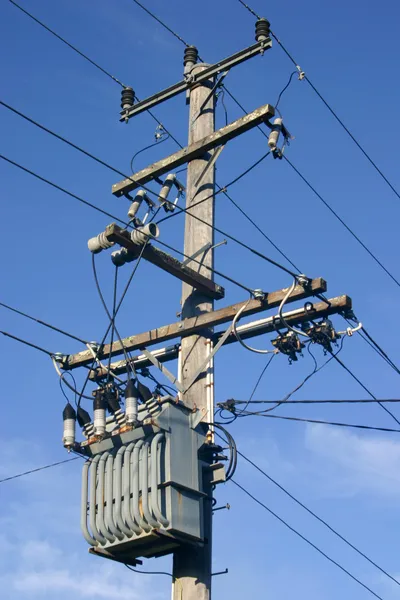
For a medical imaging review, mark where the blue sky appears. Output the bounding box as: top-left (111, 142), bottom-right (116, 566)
top-left (1, 0), bottom-right (400, 598)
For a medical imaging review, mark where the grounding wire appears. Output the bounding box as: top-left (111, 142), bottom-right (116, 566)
top-left (237, 447), bottom-right (400, 587)
top-left (231, 478), bottom-right (384, 600)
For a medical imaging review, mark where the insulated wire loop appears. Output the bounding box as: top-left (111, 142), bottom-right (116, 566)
top-left (232, 299), bottom-right (278, 354)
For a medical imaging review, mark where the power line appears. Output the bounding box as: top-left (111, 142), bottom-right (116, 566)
top-left (328, 349), bottom-right (400, 426)
top-left (224, 398), bottom-right (400, 405)
top-left (0, 330), bottom-right (55, 357)
top-left (240, 412), bottom-right (400, 434)
top-left (0, 101), bottom-right (299, 282)
top-left (0, 456), bottom-right (79, 484)
top-left (283, 155), bottom-right (400, 289)
top-left (231, 479), bottom-right (384, 600)
top-left (0, 300), bottom-right (88, 345)
top-left (131, 0), bottom-right (189, 47)
top-left (237, 0), bottom-right (400, 205)
top-left (237, 449), bottom-right (400, 587)
top-left (0, 154), bottom-right (129, 225)
top-left (8, 0), bottom-right (125, 87)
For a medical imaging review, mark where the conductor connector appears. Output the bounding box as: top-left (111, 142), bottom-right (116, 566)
top-left (158, 174), bottom-right (185, 212)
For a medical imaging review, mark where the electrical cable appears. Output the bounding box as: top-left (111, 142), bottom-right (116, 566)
top-left (231, 478), bottom-right (384, 600)
top-left (237, 0), bottom-right (400, 206)
top-left (232, 299), bottom-right (278, 354)
top-left (0, 456), bottom-right (79, 484)
top-left (130, 132), bottom-right (169, 172)
top-left (1, 102), bottom-right (300, 282)
top-left (237, 353), bottom-right (276, 417)
top-left (237, 448), bottom-right (400, 587)
top-left (241, 412), bottom-right (400, 434)
top-left (275, 71), bottom-right (298, 114)
top-left (0, 330), bottom-right (54, 356)
top-left (327, 348), bottom-right (400, 426)
top-left (59, 371), bottom-right (78, 406)
top-left (283, 155), bottom-right (400, 289)
top-left (8, 0), bottom-right (126, 87)
top-left (131, 0), bottom-right (189, 47)
top-left (212, 424), bottom-right (237, 480)
top-left (107, 266), bottom-right (119, 383)
top-left (220, 398), bottom-right (400, 406)
top-left (0, 300), bottom-right (88, 345)
top-left (277, 278), bottom-right (311, 338)
top-left (0, 154), bottom-right (129, 226)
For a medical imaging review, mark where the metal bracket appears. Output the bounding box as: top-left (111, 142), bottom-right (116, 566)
top-left (182, 239), bottom-right (227, 267)
top-left (194, 145), bottom-right (225, 188)
top-left (140, 348), bottom-right (185, 393)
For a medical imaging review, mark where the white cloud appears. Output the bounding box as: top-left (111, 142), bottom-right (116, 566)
top-left (304, 424), bottom-right (400, 499)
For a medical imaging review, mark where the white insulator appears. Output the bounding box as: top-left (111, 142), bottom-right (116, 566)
top-left (88, 231), bottom-right (115, 254)
top-left (63, 418), bottom-right (76, 448)
top-left (130, 222), bottom-right (160, 246)
top-left (93, 408), bottom-right (106, 436)
top-left (114, 409), bottom-right (126, 426)
top-left (83, 423), bottom-right (95, 438)
top-left (126, 397), bottom-right (138, 425)
top-left (268, 118), bottom-right (283, 150)
top-left (128, 190), bottom-right (146, 220)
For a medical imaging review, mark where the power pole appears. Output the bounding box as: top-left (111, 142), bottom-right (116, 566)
top-left (173, 61), bottom-right (215, 600)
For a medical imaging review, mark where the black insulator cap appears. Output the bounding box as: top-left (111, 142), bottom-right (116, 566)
top-left (137, 381), bottom-right (153, 402)
top-left (63, 403), bottom-right (76, 421)
top-left (93, 390), bottom-right (106, 411)
top-left (125, 379), bottom-right (139, 400)
top-left (255, 18), bottom-right (270, 41)
top-left (77, 406), bottom-right (92, 427)
top-left (106, 392), bottom-right (120, 414)
top-left (121, 86), bottom-right (135, 109)
top-left (183, 45), bottom-right (198, 67)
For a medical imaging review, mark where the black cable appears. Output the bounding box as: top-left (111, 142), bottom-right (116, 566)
top-left (359, 326), bottom-right (400, 376)
top-left (231, 479), bottom-right (384, 600)
top-left (237, 0), bottom-right (400, 206)
top-left (59, 371), bottom-right (78, 406)
top-left (275, 71), bottom-right (298, 113)
top-left (0, 101), bottom-right (164, 207)
top-left (237, 449), bottom-right (400, 587)
top-left (0, 300), bottom-right (88, 345)
top-left (213, 425), bottom-right (238, 480)
top-left (242, 412), bottom-right (400, 434)
top-left (130, 133), bottom-right (169, 172)
top-left (131, 0), bottom-right (189, 47)
top-left (1, 154), bottom-right (129, 226)
top-left (283, 155), bottom-right (400, 289)
top-left (0, 456), bottom-right (79, 484)
top-left (237, 353), bottom-right (276, 417)
top-left (8, 0), bottom-right (125, 87)
top-left (328, 348), bottom-right (400, 426)
top-left (0, 330), bottom-right (54, 356)
top-left (224, 398), bottom-right (400, 405)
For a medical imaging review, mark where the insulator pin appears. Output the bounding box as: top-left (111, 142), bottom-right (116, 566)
top-left (255, 18), bottom-right (270, 42)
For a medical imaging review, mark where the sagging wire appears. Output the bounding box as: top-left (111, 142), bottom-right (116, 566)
top-left (130, 124), bottom-right (169, 172)
top-left (59, 371), bottom-right (78, 406)
top-left (278, 278), bottom-right (311, 339)
top-left (252, 413), bottom-right (400, 434)
top-left (275, 70), bottom-right (299, 116)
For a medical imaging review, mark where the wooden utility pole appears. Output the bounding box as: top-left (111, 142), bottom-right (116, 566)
top-left (172, 63), bottom-right (215, 600)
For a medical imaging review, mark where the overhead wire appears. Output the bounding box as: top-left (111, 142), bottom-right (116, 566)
top-left (237, 0), bottom-right (400, 205)
top-left (231, 478), bottom-right (384, 600)
top-left (237, 448), bottom-right (400, 587)
top-left (0, 330), bottom-right (54, 357)
top-left (0, 300), bottom-right (88, 345)
top-left (242, 412), bottom-right (400, 434)
top-left (219, 398), bottom-right (400, 406)
top-left (8, 0), bottom-right (126, 87)
top-left (0, 456), bottom-right (79, 484)
top-left (283, 155), bottom-right (400, 289)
